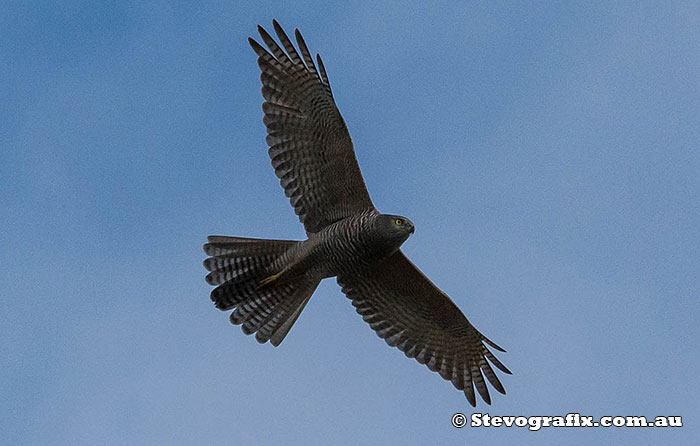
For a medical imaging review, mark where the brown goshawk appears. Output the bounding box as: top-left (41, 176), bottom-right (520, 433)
top-left (203, 20), bottom-right (511, 406)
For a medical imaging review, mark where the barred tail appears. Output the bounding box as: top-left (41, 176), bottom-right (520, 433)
top-left (203, 235), bottom-right (319, 346)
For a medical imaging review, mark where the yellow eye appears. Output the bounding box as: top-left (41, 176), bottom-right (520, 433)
top-left (395, 218), bottom-right (403, 226)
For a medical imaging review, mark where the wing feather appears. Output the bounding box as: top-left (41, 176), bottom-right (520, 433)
top-left (316, 54), bottom-right (331, 90)
top-left (338, 251), bottom-right (510, 407)
top-left (250, 21), bottom-right (374, 233)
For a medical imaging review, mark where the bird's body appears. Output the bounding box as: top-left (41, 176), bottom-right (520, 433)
top-left (278, 210), bottom-right (414, 280)
top-left (203, 20), bottom-right (511, 406)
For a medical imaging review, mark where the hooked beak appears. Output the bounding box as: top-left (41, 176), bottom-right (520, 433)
top-left (409, 225), bottom-right (415, 234)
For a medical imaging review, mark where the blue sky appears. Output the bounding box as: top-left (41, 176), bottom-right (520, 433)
top-left (2, 1), bottom-right (699, 444)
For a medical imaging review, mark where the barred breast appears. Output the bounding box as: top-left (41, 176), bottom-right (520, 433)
top-left (284, 210), bottom-right (380, 277)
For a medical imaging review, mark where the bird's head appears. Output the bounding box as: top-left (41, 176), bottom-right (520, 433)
top-left (376, 214), bottom-right (415, 246)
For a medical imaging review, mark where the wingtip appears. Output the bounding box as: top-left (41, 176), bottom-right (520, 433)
top-left (294, 28), bottom-right (305, 45)
top-left (465, 390), bottom-right (477, 407)
top-left (272, 18), bottom-right (284, 34)
top-left (256, 24), bottom-right (267, 41)
top-left (257, 24), bottom-right (276, 44)
top-left (475, 380), bottom-right (492, 405)
top-left (483, 336), bottom-right (507, 352)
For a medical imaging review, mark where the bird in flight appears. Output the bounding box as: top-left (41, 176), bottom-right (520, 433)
top-left (203, 20), bottom-right (511, 406)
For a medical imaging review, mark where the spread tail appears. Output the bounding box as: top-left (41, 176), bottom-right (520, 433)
top-left (203, 235), bottom-right (320, 346)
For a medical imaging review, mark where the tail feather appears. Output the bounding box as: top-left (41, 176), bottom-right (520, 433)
top-left (246, 278), bottom-right (318, 346)
top-left (204, 236), bottom-right (296, 286)
top-left (230, 284), bottom-right (292, 325)
top-left (203, 235), bottom-right (319, 346)
top-left (259, 286), bottom-right (316, 346)
top-left (204, 235), bottom-right (297, 256)
top-left (205, 259), bottom-right (256, 286)
top-left (210, 281), bottom-right (255, 310)
top-left (245, 288), bottom-right (297, 335)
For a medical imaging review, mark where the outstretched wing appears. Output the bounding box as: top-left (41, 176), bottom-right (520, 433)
top-left (249, 21), bottom-right (375, 233)
top-left (337, 251), bottom-right (511, 406)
